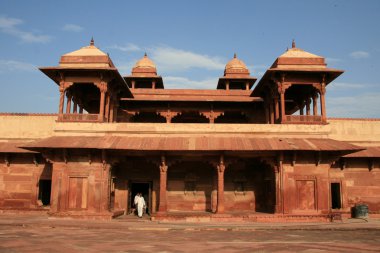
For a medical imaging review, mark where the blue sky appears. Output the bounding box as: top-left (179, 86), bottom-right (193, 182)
top-left (0, 0), bottom-right (379, 118)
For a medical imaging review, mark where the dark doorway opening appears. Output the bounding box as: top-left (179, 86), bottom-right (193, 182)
top-left (331, 182), bottom-right (342, 209)
top-left (129, 182), bottom-right (151, 215)
top-left (38, 179), bottom-right (51, 206)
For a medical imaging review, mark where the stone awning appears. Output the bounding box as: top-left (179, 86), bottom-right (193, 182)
top-left (0, 141), bottom-right (38, 153)
top-left (21, 136), bottom-right (362, 153)
top-left (343, 146), bottom-right (380, 158)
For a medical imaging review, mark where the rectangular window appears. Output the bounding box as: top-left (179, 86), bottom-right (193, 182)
top-left (331, 183), bottom-right (342, 209)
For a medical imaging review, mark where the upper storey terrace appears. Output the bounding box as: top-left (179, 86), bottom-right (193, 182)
top-left (39, 39), bottom-right (343, 125)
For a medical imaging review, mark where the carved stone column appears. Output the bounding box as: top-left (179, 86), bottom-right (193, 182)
top-left (97, 82), bottom-right (107, 122)
top-left (306, 97), bottom-right (311, 116)
top-left (320, 82), bottom-right (327, 123)
top-left (269, 100), bottom-right (274, 124)
top-left (225, 80), bottom-right (230, 91)
top-left (105, 93), bottom-right (110, 122)
top-left (280, 89), bottom-right (286, 123)
top-left (152, 80), bottom-right (156, 89)
top-left (313, 93), bottom-right (318, 116)
top-left (66, 92), bottom-right (72, 114)
top-left (274, 95), bottom-right (280, 122)
top-left (58, 84), bottom-right (65, 115)
top-left (109, 98), bottom-right (115, 123)
top-left (274, 155), bottom-right (283, 214)
top-left (158, 156), bottom-right (168, 212)
top-left (216, 155), bottom-right (226, 214)
top-left (73, 101), bottom-right (78, 113)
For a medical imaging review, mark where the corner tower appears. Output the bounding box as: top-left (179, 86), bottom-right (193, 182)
top-left (252, 40), bottom-right (343, 124)
top-left (40, 39), bottom-right (132, 123)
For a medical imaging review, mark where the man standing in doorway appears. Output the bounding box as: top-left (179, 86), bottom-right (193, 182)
top-left (136, 193), bottom-right (146, 218)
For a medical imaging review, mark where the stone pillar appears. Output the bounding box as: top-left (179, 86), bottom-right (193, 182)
top-left (265, 104), bottom-right (270, 124)
top-left (245, 81), bottom-right (249, 91)
top-left (101, 163), bottom-right (112, 212)
top-left (306, 97), bottom-right (311, 116)
top-left (131, 80), bottom-right (135, 89)
top-left (66, 92), bottom-right (72, 114)
top-left (225, 81), bottom-right (230, 91)
top-left (152, 81), bottom-right (156, 89)
top-left (280, 90), bottom-right (286, 123)
top-left (73, 101), bottom-right (78, 113)
top-left (216, 155), bottom-right (226, 214)
top-left (274, 164), bottom-right (282, 214)
top-left (158, 156), bottom-right (168, 212)
top-left (274, 96), bottom-right (280, 122)
top-left (313, 93), bottom-right (318, 116)
top-left (105, 93), bottom-right (110, 122)
top-left (98, 82), bottom-right (107, 122)
top-left (299, 104), bottom-right (304, 115)
top-left (320, 83), bottom-right (327, 123)
top-left (269, 100), bottom-right (274, 124)
top-left (109, 98), bottom-right (115, 123)
top-left (59, 86), bottom-right (65, 115)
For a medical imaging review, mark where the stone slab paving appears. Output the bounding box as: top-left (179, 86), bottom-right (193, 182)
top-left (0, 214), bottom-right (379, 252)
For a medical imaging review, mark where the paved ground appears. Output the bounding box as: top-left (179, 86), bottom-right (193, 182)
top-left (0, 213), bottom-right (379, 252)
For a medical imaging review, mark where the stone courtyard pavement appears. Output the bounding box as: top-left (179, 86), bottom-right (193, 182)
top-left (0, 213), bottom-right (379, 252)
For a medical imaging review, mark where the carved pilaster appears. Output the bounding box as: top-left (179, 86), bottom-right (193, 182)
top-left (158, 155), bottom-right (168, 212)
top-left (216, 155), bottom-right (226, 213)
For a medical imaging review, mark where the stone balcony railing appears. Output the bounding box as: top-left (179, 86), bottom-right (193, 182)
top-left (58, 113), bottom-right (100, 122)
top-left (285, 115), bottom-right (323, 124)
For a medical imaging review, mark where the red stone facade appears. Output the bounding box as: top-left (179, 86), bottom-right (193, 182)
top-left (0, 40), bottom-right (379, 222)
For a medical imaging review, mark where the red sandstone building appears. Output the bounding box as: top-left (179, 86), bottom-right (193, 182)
top-left (0, 40), bottom-right (379, 221)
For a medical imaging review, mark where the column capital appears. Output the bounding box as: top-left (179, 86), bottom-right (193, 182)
top-left (217, 155), bottom-right (226, 173)
top-left (159, 155), bottom-right (168, 172)
top-left (96, 81), bottom-right (108, 93)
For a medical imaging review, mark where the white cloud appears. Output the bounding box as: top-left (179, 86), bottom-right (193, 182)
top-left (115, 61), bottom-right (135, 74)
top-left (349, 51), bottom-right (370, 59)
top-left (150, 46), bottom-right (225, 72)
top-left (0, 59), bottom-right (36, 72)
top-left (62, 24), bottom-right (83, 32)
top-left (0, 15), bottom-right (52, 43)
top-left (328, 82), bottom-right (371, 91)
top-left (108, 43), bottom-right (142, 52)
top-left (0, 16), bottom-right (22, 29)
top-left (163, 76), bottom-right (218, 89)
top-left (327, 92), bottom-right (380, 118)
top-left (326, 57), bottom-right (341, 63)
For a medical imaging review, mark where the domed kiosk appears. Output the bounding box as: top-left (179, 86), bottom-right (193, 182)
top-left (217, 53), bottom-right (256, 90)
top-left (124, 53), bottom-right (164, 89)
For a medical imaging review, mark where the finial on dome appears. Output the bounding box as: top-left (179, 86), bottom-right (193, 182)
top-left (234, 53), bottom-right (237, 58)
top-left (292, 39), bottom-right (296, 48)
top-left (90, 37), bottom-right (94, 46)
top-left (144, 52), bottom-right (147, 57)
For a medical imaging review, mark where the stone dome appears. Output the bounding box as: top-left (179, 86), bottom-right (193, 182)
top-left (133, 53), bottom-right (156, 69)
top-left (224, 53), bottom-right (250, 76)
top-left (131, 53), bottom-right (157, 77)
top-left (225, 53), bottom-right (249, 71)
